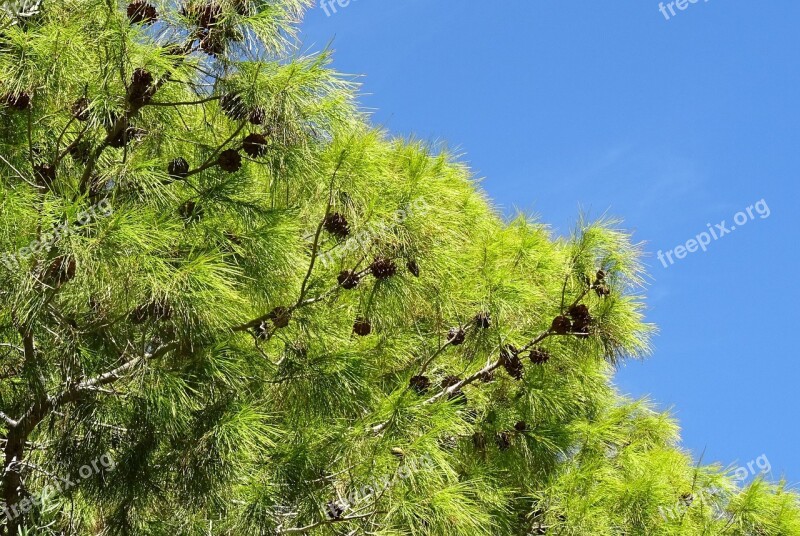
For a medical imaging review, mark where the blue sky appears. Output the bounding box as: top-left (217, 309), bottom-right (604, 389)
top-left (299, 1), bottom-right (800, 483)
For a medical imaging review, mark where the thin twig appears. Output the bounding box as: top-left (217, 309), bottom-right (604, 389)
top-left (147, 95), bottom-right (221, 107)
top-left (297, 151), bottom-right (348, 305)
top-left (280, 511), bottom-right (375, 534)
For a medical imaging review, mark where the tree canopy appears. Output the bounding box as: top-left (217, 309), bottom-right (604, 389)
top-left (0, 1), bottom-right (797, 534)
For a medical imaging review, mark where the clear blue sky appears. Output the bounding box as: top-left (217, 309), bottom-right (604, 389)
top-left (299, 1), bottom-right (800, 483)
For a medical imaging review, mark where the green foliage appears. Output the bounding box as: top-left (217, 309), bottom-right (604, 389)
top-left (0, 1), bottom-right (797, 535)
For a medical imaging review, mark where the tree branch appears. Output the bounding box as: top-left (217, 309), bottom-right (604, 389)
top-left (280, 511), bottom-right (375, 534)
top-left (372, 329), bottom-right (556, 434)
top-left (297, 151), bottom-right (348, 305)
top-left (0, 411), bottom-right (18, 428)
top-left (418, 322), bottom-right (476, 375)
top-left (147, 95), bottom-right (220, 107)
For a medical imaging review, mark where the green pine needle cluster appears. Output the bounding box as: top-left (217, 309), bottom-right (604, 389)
top-left (0, 1), bottom-right (796, 535)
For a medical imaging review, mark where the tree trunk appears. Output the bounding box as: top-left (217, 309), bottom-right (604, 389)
top-left (2, 400), bottom-right (50, 534)
top-left (2, 431), bottom-right (26, 536)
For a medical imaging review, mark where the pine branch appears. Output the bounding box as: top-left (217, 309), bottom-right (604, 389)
top-left (184, 121), bottom-right (248, 178)
top-left (147, 95), bottom-right (221, 107)
top-left (297, 149), bottom-right (348, 304)
top-left (418, 322), bottom-right (476, 375)
top-left (0, 411), bottom-right (17, 428)
top-left (280, 511), bottom-right (375, 534)
top-left (373, 329), bottom-right (556, 434)
top-left (231, 264), bottom-right (371, 335)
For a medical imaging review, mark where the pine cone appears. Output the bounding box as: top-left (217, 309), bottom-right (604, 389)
top-left (45, 256), bottom-right (76, 287)
top-left (567, 304), bottom-right (593, 332)
top-left (168, 157), bottom-right (190, 180)
top-left (72, 97), bottom-right (91, 121)
top-left (242, 133), bottom-right (268, 157)
top-left (337, 270), bottom-right (360, 290)
top-left (551, 315), bottom-right (571, 335)
top-left (268, 307), bottom-right (291, 329)
top-left (596, 269), bottom-right (606, 282)
top-left (528, 348), bottom-right (551, 365)
top-left (197, 2), bottom-right (223, 28)
top-left (129, 68), bottom-right (156, 107)
top-left (131, 66), bottom-right (153, 86)
top-left (409, 375), bottom-right (431, 394)
top-left (2, 92), bottom-right (31, 110)
top-left (448, 327), bottom-right (466, 346)
top-left (127, 1), bottom-right (157, 24)
top-left (248, 106), bottom-right (266, 125)
top-left (594, 283), bottom-right (611, 297)
top-left (496, 431), bottom-right (512, 451)
top-left (472, 432), bottom-right (486, 451)
top-left (570, 315), bottom-right (591, 331)
top-left (440, 375), bottom-right (461, 389)
top-left (567, 304), bottom-right (590, 321)
top-left (406, 259), bottom-right (420, 277)
top-left (199, 30), bottom-right (225, 56)
top-left (474, 311), bottom-right (491, 329)
top-left (129, 304), bottom-right (149, 324)
top-left (219, 92), bottom-right (247, 120)
top-left (370, 257), bottom-right (397, 280)
top-left (218, 149), bottom-right (242, 172)
top-left (33, 164), bottom-right (56, 189)
top-left (323, 213), bottom-right (350, 239)
top-left (500, 344), bottom-right (524, 380)
top-left (353, 317), bottom-right (371, 337)
top-left (514, 421), bottom-right (527, 432)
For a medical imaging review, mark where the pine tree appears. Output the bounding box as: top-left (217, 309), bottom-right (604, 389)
top-left (0, 1), bottom-right (797, 535)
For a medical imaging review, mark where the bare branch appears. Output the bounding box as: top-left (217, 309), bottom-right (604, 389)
top-left (0, 411), bottom-right (18, 428)
top-left (280, 511), bottom-right (375, 534)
